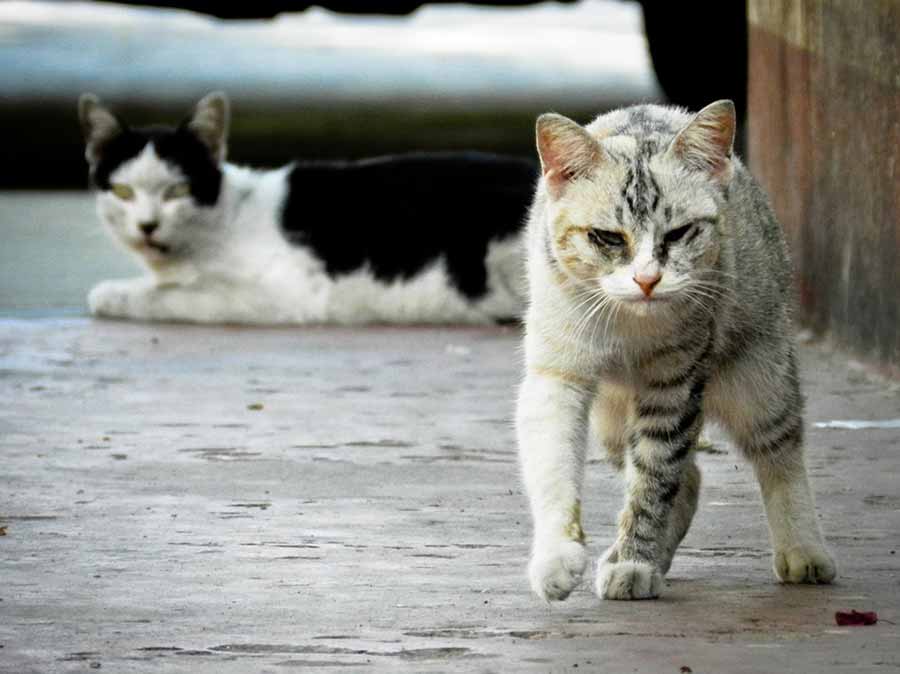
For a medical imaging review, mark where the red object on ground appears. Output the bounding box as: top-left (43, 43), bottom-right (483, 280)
top-left (835, 610), bottom-right (878, 626)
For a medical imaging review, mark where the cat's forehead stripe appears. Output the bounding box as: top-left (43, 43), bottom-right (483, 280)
top-left (620, 146), bottom-right (662, 228)
top-left (109, 143), bottom-right (185, 188)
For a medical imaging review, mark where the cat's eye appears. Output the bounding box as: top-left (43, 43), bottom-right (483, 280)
top-left (588, 229), bottom-right (626, 247)
top-left (163, 183), bottom-right (190, 201)
top-left (110, 183), bottom-right (135, 201)
top-left (664, 222), bottom-right (696, 245)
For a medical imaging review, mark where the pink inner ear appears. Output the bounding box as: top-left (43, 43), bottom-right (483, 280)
top-left (537, 121), bottom-right (601, 197)
top-left (673, 111), bottom-right (735, 179)
top-left (537, 127), bottom-right (564, 177)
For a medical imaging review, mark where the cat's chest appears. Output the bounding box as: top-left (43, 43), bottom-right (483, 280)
top-left (596, 350), bottom-right (646, 383)
top-left (594, 335), bottom-right (701, 386)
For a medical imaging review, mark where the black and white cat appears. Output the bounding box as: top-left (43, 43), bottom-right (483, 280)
top-left (79, 92), bottom-right (536, 324)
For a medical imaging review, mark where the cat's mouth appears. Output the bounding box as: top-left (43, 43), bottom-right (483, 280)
top-left (132, 238), bottom-right (171, 255)
top-left (621, 294), bottom-right (671, 304)
top-left (147, 241), bottom-right (170, 254)
top-left (617, 294), bottom-right (676, 316)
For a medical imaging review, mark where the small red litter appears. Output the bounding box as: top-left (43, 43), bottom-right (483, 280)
top-left (835, 610), bottom-right (878, 626)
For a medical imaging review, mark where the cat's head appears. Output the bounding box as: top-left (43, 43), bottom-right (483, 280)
top-left (535, 100), bottom-right (735, 318)
top-left (79, 92), bottom-right (230, 266)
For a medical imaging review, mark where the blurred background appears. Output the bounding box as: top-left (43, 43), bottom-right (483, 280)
top-left (1, 0), bottom-right (896, 374)
top-left (0, 0), bottom-right (747, 315)
top-left (0, 0), bottom-right (748, 188)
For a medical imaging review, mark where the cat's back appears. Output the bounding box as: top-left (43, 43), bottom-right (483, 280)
top-left (279, 151), bottom-right (537, 300)
top-left (283, 151), bottom-right (536, 235)
top-left (726, 164), bottom-right (792, 283)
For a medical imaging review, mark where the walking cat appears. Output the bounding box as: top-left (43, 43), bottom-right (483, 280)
top-left (79, 92), bottom-right (535, 324)
top-left (517, 100), bottom-right (837, 600)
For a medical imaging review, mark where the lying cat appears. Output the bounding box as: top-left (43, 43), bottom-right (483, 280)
top-left (517, 100), bottom-right (837, 600)
top-left (79, 92), bottom-right (535, 324)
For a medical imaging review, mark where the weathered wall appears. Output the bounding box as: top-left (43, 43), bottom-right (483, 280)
top-left (747, 0), bottom-right (900, 374)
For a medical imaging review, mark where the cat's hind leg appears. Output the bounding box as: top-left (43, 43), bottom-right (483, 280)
top-left (590, 382), bottom-right (632, 471)
top-left (708, 346), bottom-right (836, 584)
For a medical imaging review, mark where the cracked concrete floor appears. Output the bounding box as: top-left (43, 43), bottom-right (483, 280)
top-left (1, 319), bottom-right (899, 673)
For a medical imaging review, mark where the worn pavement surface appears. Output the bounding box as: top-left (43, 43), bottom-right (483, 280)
top-left (1, 320), bottom-right (899, 673)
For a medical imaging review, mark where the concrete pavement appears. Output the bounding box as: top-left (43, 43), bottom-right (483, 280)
top-left (1, 319), bottom-right (899, 673)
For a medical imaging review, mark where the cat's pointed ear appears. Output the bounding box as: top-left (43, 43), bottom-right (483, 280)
top-left (536, 113), bottom-right (604, 199)
top-left (187, 91), bottom-right (229, 163)
top-left (78, 93), bottom-right (123, 165)
top-left (667, 100), bottom-right (736, 184)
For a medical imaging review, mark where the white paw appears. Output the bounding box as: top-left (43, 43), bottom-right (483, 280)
top-left (773, 544), bottom-right (836, 584)
top-left (88, 280), bottom-right (134, 318)
top-left (528, 539), bottom-right (588, 601)
top-left (596, 559), bottom-right (662, 600)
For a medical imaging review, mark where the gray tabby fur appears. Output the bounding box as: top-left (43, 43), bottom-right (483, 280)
top-left (517, 100), bottom-right (836, 601)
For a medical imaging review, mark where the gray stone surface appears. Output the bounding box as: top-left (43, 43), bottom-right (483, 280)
top-left (2, 319), bottom-right (899, 673)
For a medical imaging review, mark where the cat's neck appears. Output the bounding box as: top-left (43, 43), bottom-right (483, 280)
top-left (218, 162), bottom-right (289, 223)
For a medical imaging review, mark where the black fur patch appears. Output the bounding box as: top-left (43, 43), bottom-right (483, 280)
top-left (621, 142), bottom-right (662, 227)
top-left (89, 124), bottom-right (222, 206)
top-left (280, 152), bottom-right (537, 300)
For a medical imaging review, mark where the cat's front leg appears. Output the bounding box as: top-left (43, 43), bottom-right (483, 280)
top-left (88, 277), bottom-right (157, 320)
top-left (755, 457), bottom-right (836, 584)
top-left (596, 377), bottom-right (706, 600)
top-left (517, 369), bottom-right (593, 601)
top-left (89, 278), bottom-right (245, 323)
top-left (733, 354), bottom-right (836, 584)
top-left (592, 384), bottom-right (702, 577)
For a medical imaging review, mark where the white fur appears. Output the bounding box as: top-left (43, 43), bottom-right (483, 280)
top-left (90, 152), bottom-right (523, 325)
top-left (529, 538), bottom-right (589, 601)
top-left (517, 371), bottom-right (591, 600)
top-left (596, 558), bottom-right (662, 600)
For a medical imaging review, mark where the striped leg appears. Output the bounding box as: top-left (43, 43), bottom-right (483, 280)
top-left (596, 372), bottom-right (706, 600)
top-left (659, 457), bottom-right (701, 575)
top-left (727, 352), bottom-right (836, 584)
top-left (592, 384), bottom-right (701, 577)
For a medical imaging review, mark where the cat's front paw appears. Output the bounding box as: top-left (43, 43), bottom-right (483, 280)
top-left (773, 544), bottom-right (836, 584)
top-left (595, 559), bottom-right (662, 600)
top-left (88, 280), bottom-right (136, 318)
top-left (528, 539), bottom-right (588, 601)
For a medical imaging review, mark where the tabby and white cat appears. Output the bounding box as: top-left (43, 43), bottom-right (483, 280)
top-left (517, 100), bottom-right (836, 600)
top-left (79, 93), bottom-right (535, 324)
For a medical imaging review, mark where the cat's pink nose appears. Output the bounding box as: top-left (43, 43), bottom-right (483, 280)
top-left (633, 272), bottom-right (662, 297)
